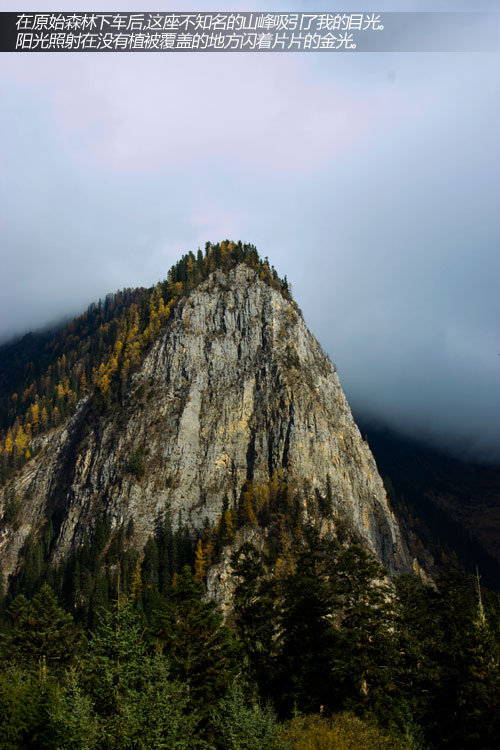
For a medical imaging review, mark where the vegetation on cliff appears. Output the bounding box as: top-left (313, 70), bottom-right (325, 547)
top-left (0, 242), bottom-right (498, 748)
top-left (0, 240), bottom-right (292, 484)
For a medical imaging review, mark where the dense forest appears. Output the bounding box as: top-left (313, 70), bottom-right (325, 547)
top-left (1, 475), bottom-right (499, 749)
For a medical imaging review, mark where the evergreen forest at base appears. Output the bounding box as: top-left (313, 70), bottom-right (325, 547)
top-left (0, 487), bottom-right (499, 750)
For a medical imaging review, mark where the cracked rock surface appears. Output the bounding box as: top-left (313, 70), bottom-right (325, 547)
top-left (1, 264), bottom-right (409, 584)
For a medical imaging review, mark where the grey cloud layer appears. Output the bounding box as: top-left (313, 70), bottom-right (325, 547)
top-left (1, 1), bottom-right (498, 461)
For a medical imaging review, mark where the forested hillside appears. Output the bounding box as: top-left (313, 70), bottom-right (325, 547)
top-left (1, 502), bottom-right (499, 749)
top-left (0, 240), bottom-right (292, 485)
top-left (0, 241), bottom-right (498, 748)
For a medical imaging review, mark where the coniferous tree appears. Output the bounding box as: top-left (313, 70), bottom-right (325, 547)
top-left (0, 667), bottom-right (62, 750)
top-left (428, 569), bottom-right (500, 749)
top-left (13, 536), bottom-right (46, 599)
top-left (275, 531), bottom-right (341, 717)
top-left (330, 543), bottom-right (400, 722)
top-left (194, 539), bottom-right (207, 581)
top-left (395, 574), bottom-right (441, 736)
top-left (48, 669), bottom-right (99, 749)
top-left (231, 543), bottom-right (278, 700)
top-left (151, 565), bottom-right (239, 722)
top-left (213, 684), bottom-right (287, 750)
top-left (82, 594), bottom-right (201, 750)
top-left (0, 583), bottom-right (80, 674)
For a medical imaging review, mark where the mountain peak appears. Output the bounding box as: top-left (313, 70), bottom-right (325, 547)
top-left (0, 241), bottom-right (291, 485)
top-left (1, 245), bottom-right (410, 592)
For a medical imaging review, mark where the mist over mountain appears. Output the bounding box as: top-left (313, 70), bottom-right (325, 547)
top-left (2, 290), bottom-right (497, 467)
top-left (355, 414), bottom-right (500, 589)
top-left (1, 3), bottom-right (499, 745)
top-left (0, 243), bottom-right (410, 585)
top-left (1, 240), bottom-right (497, 589)
top-left (2, 1), bottom-right (498, 464)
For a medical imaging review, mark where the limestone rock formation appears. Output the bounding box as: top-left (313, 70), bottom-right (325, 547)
top-left (0, 263), bottom-right (410, 586)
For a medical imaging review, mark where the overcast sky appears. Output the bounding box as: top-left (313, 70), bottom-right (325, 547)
top-left (1, 1), bottom-right (499, 462)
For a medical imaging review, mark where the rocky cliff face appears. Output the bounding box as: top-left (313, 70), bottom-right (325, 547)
top-left (0, 264), bottom-right (410, 585)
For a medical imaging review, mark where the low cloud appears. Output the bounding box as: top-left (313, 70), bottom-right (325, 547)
top-left (1, 0), bottom-right (498, 462)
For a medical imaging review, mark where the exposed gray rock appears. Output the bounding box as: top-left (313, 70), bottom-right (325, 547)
top-left (0, 264), bottom-right (411, 588)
